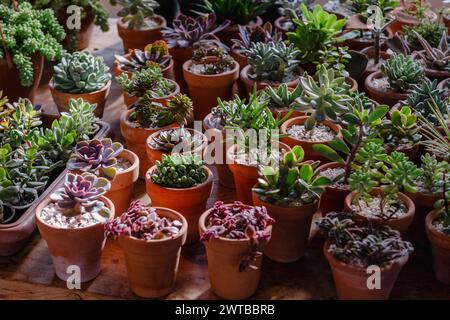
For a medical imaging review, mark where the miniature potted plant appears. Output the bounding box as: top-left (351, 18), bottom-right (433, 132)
top-left (345, 141), bottom-right (419, 233)
top-left (116, 63), bottom-right (179, 106)
top-left (183, 46), bottom-right (239, 121)
top-left (112, 0), bottom-right (166, 52)
top-left (199, 201), bottom-right (274, 299)
top-left (389, 0), bottom-right (438, 34)
top-left (50, 51), bottom-right (112, 118)
top-left (365, 53), bottom-right (424, 106)
top-left (0, 3), bottom-right (65, 101)
top-left (274, 0), bottom-right (314, 34)
top-left (67, 138), bottom-right (139, 217)
top-left (106, 201), bottom-right (187, 298)
top-left (318, 211), bottom-right (414, 300)
top-left (36, 173), bottom-right (114, 282)
top-left (322, 0), bottom-right (355, 19)
top-left (262, 83), bottom-right (304, 119)
top-left (146, 153), bottom-right (213, 245)
top-left (114, 40), bottom-right (174, 80)
top-left (401, 22), bottom-right (447, 52)
top-left (120, 94), bottom-right (192, 179)
top-left (162, 13), bottom-right (230, 92)
top-left (252, 146), bottom-right (330, 262)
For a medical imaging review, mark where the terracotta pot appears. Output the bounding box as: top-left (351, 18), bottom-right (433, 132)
top-left (216, 17), bottom-right (263, 47)
top-left (118, 207), bottom-right (187, 298)
top-left (346, 76), bottom-right (358, 92)
top-left (145, 128), bottom-right (208, 170)
top-left (437, 78), bottom-right (449, 91)
top-left (169, 46), bottom-right (193, 93)
top-left (412, 51), bottom-right (450, 82)
top-left (317, 162), bottom-right (350, 216)
top-left (252, 193), bottom-right (318, 262)
top-left (444, 15), bottom-right (450, 34)
top-left (359, 48), bottom-right (392, 94)
top-left (426, 209), bottom-right (450, 285)
top-left (230, 50), bottom-right (248, 70)
top-left (59, 7), bottom-right (95, 51)
top-left (342, 28), bottom-right (393, 52)
top-left (344, 187), bottom-right (415, 234)
top-left (121, 78), bottom-right (180, 107)
top-left (274, 16), bottom-right (291, 37)
top-left (35, 196), bottom-right (114, 282)
top-left (389, 7), bottom-right (438, 34)
top-left (113, 53), bottom-right (175, 81)
top-left (198, 204), bottom-right (272, 299)
top-left (227, 142), bottom-right (291, 205)
top-left (323, 241), bottom-right (408, 300)
top-left (183, 59), bottom-right (240, 121)
top-left (145, 166), bottom-right (213, 245)
top-left (117, 15), bottom-right (167, 52)
top-left (49, 79), bottom-right (111, 118)
top-left (280, 116), bottom-right (342, 162)
top-left (365, 71), bottom-right (409, 106)
top-left (120, 108), bottom-right (178, 179)
top-left (0, 53), bottom-right (43, 102)
top-left (104, 149), bottom-right (139, 218)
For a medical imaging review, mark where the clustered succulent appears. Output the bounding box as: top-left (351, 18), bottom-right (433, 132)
top-left (105, 200), bottom-right (183, 240)
top-left (231, 22), bottom-right (282, 53)
top-left (191, 46), bottom-right (234, 75)
top-left (381, 53), bottom-right (424, 92)
top-left (112, 0), bottom-right (159, 29)
top-left (263, 83), bottom-right (303, 110)
top-left (114, 40), bottom-right (171, 72)
top-left (53, 51), bottom-right (111, 94)
top-left (414, 31), bottom-right (450, 72)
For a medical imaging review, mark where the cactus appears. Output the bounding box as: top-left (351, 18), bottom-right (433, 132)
top-left (381, 53), bottom-right (424, 92)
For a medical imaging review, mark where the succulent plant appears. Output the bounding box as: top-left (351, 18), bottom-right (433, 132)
top-left (432, 171), bottom-right (450, 234)
top-left (276, 0), bottom-right (314, 17)
top-left (0, 91), bottom-right (11, 119)
top-left (151, 128), bottom-right (203, 153)
top-left (112, 0), bottom-right (159, 29)
top-left (191, 46), bottom-right (234, 75)
top-left (114, 40), bottom-right (171, 73)
top-left (161, 13), bottom-right (230, 49)
top-left (246, 42), bottom-right (300, 82)
top-left (263, 83), bottom-right (303, 110)
top-left (53, 51), bottom-right (111, 94)
top-left (200, 200), bottom-right (274, 271)
top-left (105, 200), bottom-right (183, 240)
top-left (414, 31), bottom-right (450, 72)
top-left (116, 64), bottom-right (175, 98)
top-left (381, 53), bottom-right (424, 92)
top-left (317, 211), bottom-right (413, 267)
top-left (58, 98), bottom-right (100, 140)
top-left (67, 138), bottom-right (124, 181)
top-left (402, 22), bottom-right (447, 49)
top-left (151, 153), bottom-right (206, 188)
top-left (231, 22), bottom-right (282, 53)
top-left (417, 153), bottom-right (450, 195)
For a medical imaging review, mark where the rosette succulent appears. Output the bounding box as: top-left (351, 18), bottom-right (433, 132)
top-left (114, 40), bottom-right (171, 72)
top-left (381, 54), bottom-right (424, 92)
top-left (53, 51), bottom-right (111, 94)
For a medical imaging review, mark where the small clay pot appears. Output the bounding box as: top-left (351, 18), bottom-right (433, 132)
top-left (183, 59), bottom-right (240, 121)
top-left (365, 71), bottom-right (409, 106)
top-left (145, 166), bottom-right (213, 245)
top-left (49, 79), bottom-right (111, 118)
top-left (252, 193), bottom-right (318, 262)
top-left (346, 76), bottom-right (358, 92)
top-left (0, 53), bottom-right (43, 102)
top-left (198, 204), bottom-right (272, 299)
top-left (274, 16), bottom-right (291, 37)
top-left (113, 52), bottom-right (175, 81)
top-left (36, 196), bottom-right (114, 282)
top-left (118, 207), bottom-right (187, 298)
top-left (359, 48), bottom-right (391, 94)
top-left (145, 128), bottom-right (208, 170)
top-left (437, 78), bottom-right (449, 90)
top-left (280, 116), bottom-right (342, 162)
top-left (342, 28), bottom-right (393, 52)
top-left (121, 78), bottom-right (180, 107)
top-left (117, 15), bottom-right (167, 52)
top-left (104, 149), bottom-right (139, 217)
top-left (412, 51), bottom-right (450, 82)
top-left (317, 162), bottom-right (350, 216)
top-left (389, 7), bottom-right (438, 34)
top-left (217, 17), bottom-right (263, 47)
top-left (323, 240), bottom-right (409, 300)
top-left (426, 209), bottom-right (450, 285)
top-left (169, 46), bottom-right (194, 93)
top-left (120, 108), bottom-right (178, 179)
top-left (344, 187), bottom-right (415, 234)
top-left (230, 50), bottom-right (248, 70)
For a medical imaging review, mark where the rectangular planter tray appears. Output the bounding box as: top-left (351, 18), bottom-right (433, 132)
top-left (0, 115), bottom-right (111, 256)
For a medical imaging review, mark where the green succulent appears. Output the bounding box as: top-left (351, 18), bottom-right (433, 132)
top-left (433, 171), bottom-right (450, 234)
top-left (414, 31), bottom-right (450, 72)
top-left (112, 0), bottom-right (159, 29)
top-left (151, 153), bottom-right (206, 188)
top-left (381, 53), bottom-right (424, 92)
top-left (58, 98), bottom-right (100, 140)
top-left (402, 22), bottom-right (447, 49)
top-left (263, 83), bottom-right (303, 110)
top-left (418, 153), bottom-right (449, 195)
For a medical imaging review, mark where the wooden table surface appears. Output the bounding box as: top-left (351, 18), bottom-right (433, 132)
top-left (1, 19), bottom-right (450, 300)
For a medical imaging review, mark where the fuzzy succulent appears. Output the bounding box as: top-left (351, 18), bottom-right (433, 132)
top-left (263, 83), bottom-right (303, 110)
top-left (231, 22), bottom-right (282, 53)
top-left (246, 42), bottom-right (300, 82)
top-left (114, 40), bottom-right (171, 72)
top-left (53, 51), bottom-right (111, 94)
top-left (381, 53), bottom-right (424, 92)
top-left (151, 153), bottom-right (206, 188)
top-left (151, 128), bottom-right (203, 152)
top-left (67, 138), bottom-right (124, 181)
top-left (112, 0), bottom-right (159, 29)
top-left (414, 31), bottom-right (450, 72)
top-left (191, 46), bottom-right (234, 75)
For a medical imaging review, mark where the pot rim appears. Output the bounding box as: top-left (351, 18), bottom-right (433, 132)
top-left (317, 161), bottom-right (349, 191)
top-left (146, 127), bottom-right (208, 153)
top-left (120, 107), bottom-right (177, 131)
top-left (364, 71), bottom-right (410, 100)
top-left (114, 53), bottom-right (173, 76)
top-left (115, 148), bottom-right (140, 177)
top-left (411, 51), bottom-right (450, 77)
top-left (145, 165), bottom-right (213, 192)
top-left (425, 209), bottom-right (450, 242)
top-left (280, 115), bottom-right (342, 144)
top-left (182, 58), bottom-right (240, 79)
top-left (49, 78), bottom-right (112, 96)
top-left (116, 14), bottom-right (167, 31)
top-left (225, 141), bottom-right (291, 168)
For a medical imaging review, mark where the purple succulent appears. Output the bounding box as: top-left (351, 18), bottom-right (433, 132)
top-left (231, 22), bottom-right (283, 52)
top-left (67, 138), bottom-right (124, 180)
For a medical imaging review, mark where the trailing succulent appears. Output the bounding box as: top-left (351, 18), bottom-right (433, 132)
top-left (231, 22), bottom-right (282, 53)
top-left (111, 0), bottom-right (159, 29)
top-left (200, 200), bottom-right (274, 271)
top-left (381, 53), bottom-right (424, 92)
top-left (402, 22), bottom-right (447, 49)
top-left (0, 2), bottom-right (65, 87)
top-left (414, 31), bottom-right (450, 72)
top-left (115, 40), bottom-right (171, 73)
top-left (317, 211), bottom-right (413, 267)
top-left (151, 153), bottom-right (206, 188)
top-left (53, 51), bottom-right (111, 94)
top-left (253, 146), bottom-right (331, 205)
top-left (191, 46), bottom-right (234, 75)
top-left (263, 83), bottom-right (303, 111)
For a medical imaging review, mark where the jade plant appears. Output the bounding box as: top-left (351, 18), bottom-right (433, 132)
top-left (114, 40), bottom-right (171, 73)
top-left (105, 200), bottom-right (183, 240)
top-left (253, 145), bottom-right (331, 205)
top-left (151, 153), bottom-right (206, 188)
top-left (263, 83), bottom-right (303, 111)
top-left (414, 31), bottom-right (450, 72)
top-left (416, 153), bottom-right (450, 196)
top-left (402, 22), bottom-right (447, 49)
top-left (200, 200), bottom-right (274, 271)
top-left (111, 0), bottom-right (159, 29)
top-left (231, 22), bottom-right (282, 54)
top-left (190, 46), bottom-right (234, 75)
top-left (381, 54), bottom-right (424, 92)
top-left (53, 51), bottom-right (111, 94)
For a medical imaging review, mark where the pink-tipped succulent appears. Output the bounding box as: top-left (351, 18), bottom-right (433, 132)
top-left (67, 138), bottom-right (124, 180)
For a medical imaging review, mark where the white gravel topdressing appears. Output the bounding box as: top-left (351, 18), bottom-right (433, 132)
top-left (320, 167), bottom-right (346, 188)
top-left (371, 76), bottom-right (390, 90)
top-left (352, 197), bottom-right (407, 219)
top-left (189, 63), bottom-right (231, 75)
top-left (288, 124), bottom-right (336, 142)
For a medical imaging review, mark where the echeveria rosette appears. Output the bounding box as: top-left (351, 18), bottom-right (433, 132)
top-left (67, 138), bottom-right (124, 180)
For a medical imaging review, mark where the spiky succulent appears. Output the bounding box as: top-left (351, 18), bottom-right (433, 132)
top-left (113, 0), bottom-right (159, 29)
top-left (114, 40), bottom-right (171, 72)
top-left (191, 46), bottom-right (234, 75)
top-left (231, 22), bottom-right (282, 53)
top-left (53, 51), bottom-right (111, 94)
top-left (246, 42), bottom-right (300, 82)
top-left (402, 22), bottom-right (447, 49)
top-left (381, 53), bottom-right (424, 92)
top-left (67, 138), bottom-right (124, 180)
top-left (151, 153), bottom-right (206, 188)
top-left (263, 83), bottom-right (303, 110)
top-left (415, 31), bottom-right (450, 72)
top-left (0, 91), bottom-right (11, 120)
top-left (151, 128), bottom-right (203, 152)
